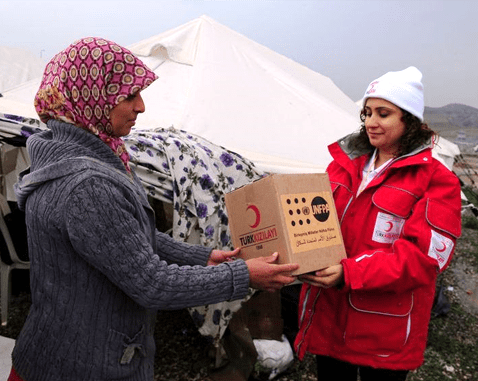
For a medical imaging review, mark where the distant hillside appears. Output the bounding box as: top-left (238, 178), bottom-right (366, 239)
top-left (424, 104), bottom-right (478, 153)
top-left (425, 103), bottom-right (478, 130)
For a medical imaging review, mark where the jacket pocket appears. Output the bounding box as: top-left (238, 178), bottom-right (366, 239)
top-left (103, 325), bottom-right (149, 379)
top-left (345, 291), bottom-right (413, 355)
top-left (367, 186), bottom-right (419, 247)
top-left (426, 199), bottom-right (461, 238)
top-left (372, 185), bottom-right (418, 218)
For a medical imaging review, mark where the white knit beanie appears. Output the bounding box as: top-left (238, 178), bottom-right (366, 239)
top-left (362, 66), bottom-right (424, 121)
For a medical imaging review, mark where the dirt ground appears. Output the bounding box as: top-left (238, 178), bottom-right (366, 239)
top-left (446, 225), bottom-right (478, 316)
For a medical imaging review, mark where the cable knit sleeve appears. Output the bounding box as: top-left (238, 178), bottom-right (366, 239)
top-left (64, 174), bottom-right (250, 309)
top-left (154, 230), bottom-right (212, 266)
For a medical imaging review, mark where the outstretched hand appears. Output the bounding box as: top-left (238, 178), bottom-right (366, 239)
top-left (299, 264), bottom-right (344, 288)
top-left (246, 252), bottom-right (299, 293)
top-left (207, 247), bottom-right (240, 266)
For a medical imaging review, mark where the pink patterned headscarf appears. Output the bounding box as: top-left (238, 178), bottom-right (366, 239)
top-left (34, 37), bottom-right (158, 172)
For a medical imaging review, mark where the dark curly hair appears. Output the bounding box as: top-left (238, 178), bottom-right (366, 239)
top-left (351, 107), bottom-right (436, 157)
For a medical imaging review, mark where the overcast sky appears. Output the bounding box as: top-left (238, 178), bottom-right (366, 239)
top-left (1, 0), bottom-right (477, 109)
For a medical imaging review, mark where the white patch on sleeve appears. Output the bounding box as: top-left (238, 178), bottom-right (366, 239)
top-left (372, 212), bottom-right (405, 244)
top-left (428, 230), bottom-right (454, 269)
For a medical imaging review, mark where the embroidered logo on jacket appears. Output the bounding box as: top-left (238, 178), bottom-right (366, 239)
top-left (428, 230), bottom-right (454, 269)
top-left (372, 212), bottom-right (405, 244)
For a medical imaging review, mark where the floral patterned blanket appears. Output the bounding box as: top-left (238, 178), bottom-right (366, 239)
top-left (124, 127), bottom-right (265, 346)
top-left (0, 112), bottom-right (46, 145)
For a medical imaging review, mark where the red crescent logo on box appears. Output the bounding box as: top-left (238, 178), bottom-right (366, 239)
top-left (246, 204), bottom-right (261, 228)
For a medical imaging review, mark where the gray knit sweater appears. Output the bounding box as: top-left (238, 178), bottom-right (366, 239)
top-left (11, 121), bottom-right (250, 381)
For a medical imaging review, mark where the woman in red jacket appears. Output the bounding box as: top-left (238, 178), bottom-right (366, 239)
top-left (294, 67), bottom-right (462, 381)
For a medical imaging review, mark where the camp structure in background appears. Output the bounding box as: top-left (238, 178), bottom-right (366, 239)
top-left (0, 46), bottom-right (45, 202)
top-left (0, 46), bottom-right (44, 94)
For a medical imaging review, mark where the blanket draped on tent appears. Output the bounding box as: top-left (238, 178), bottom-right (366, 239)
top-left (124, 127), bottom-right (265, 346)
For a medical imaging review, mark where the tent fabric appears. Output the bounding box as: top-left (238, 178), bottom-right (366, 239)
top-left (0, 46), bottom-right (44, 94)
top-left (128, 15), bottom-right (361, 173)
top-left (433, 136), bottom-right (461, 170)
top-left (0, 78), bottom-right (42, 120)
top-left (0, 113), bottom-right (46, 201)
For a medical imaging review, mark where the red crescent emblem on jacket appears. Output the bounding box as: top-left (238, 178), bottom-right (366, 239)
top-left (384, 221), bottom-right (393, 232)
top-left (436, 241), bottom-right (447, 253)
top-left (246, 204), bottom-right (261, 228)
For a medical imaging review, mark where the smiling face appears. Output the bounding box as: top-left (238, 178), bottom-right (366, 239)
top-left (109, 92), bottom-right (146, 137)
top-left (363, 98), bottom-right (406, 157)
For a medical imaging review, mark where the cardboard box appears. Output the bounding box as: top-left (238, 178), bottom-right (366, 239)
top-left (225, 173), bottom-right (346, 275)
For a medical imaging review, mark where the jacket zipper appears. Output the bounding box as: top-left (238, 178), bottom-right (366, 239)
top-left (296, 287), bottom-right (321, 352)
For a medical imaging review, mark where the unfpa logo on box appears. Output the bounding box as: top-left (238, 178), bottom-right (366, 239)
top-left (285, 195), bottom-right (331, 227)
top-left (311, 196), bottom-right (330, 222)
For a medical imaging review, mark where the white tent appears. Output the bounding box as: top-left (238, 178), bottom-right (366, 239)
top-left (0, 16), bottom-right (360, 173)
top-left (0, 16), bottom-right (461, 175)
top-left (0, 47), bottom-right (45, 121)
top-left (0, 47), bottom-right (45, 202)
top-left (0, 81), bottom-right (39, 119)
top-left (0, 46), bottom-right (44, 94)
top-left (433, 136), bottom-right (461, 170)
top-left (128, 15), bottom-right (361, 173)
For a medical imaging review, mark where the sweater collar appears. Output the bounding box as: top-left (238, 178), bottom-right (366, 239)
top-left (14, 120), bottom-right (141, 211)
top-left (28, 120), bottom-right (128, 173)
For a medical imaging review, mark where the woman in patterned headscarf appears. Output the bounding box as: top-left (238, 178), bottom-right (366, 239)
top-left (33, 36), bottom-right (157, 173)
top-left (8, 37), bottom-right (298, 381)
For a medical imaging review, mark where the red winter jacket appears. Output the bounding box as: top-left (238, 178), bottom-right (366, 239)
top-left (294, 135), bottom-right (462, 370)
